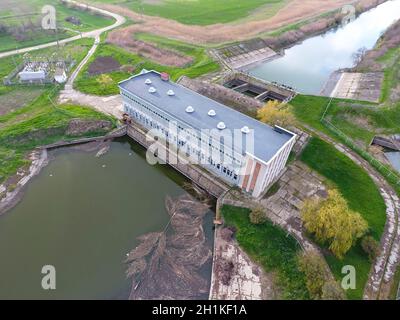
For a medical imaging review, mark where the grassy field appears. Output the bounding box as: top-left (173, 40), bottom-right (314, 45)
top-left (292, 95), bottom-right (400, 148)
top-left (0, 37), bottom-right (114, 184)
top-left (0, 87), bottom-right (45, 116)
top-left (378, 47), bottom-right (400, 104)
top-left (74, 35), bottom-right (220, 95)
top-left (0, 88), bottom-right (116, 184)
top-left (300, 137), bottom-right (387, 299)
top-left (103, 0), bottom-right (288, 25)
top-left (0, 0), bottom-right (114, 52)
top-left (221, 205), bottom-right (309, 300)
top-left (291, 95), bottom-right (400, 193)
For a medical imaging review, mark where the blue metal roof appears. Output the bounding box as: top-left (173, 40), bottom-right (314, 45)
top-left (119, 70), bottom-right (294, 163)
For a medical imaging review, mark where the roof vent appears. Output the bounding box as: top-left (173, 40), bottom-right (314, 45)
top-left (217, 122), bottom-right (226, 130)
top-left (148, 87), bottom-right (156, 93)
top-left (241, 126), bottom-right (250, 134)
top-left (186, 106), bottom-right (194, 113)
top-left (145, 79), bottom-right (152, 85)
top-left (167, 89), bottom-right (175, 96)
top-left (208, 109), bottom-right (216, 117)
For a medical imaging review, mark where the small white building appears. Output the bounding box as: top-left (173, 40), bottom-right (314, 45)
top-left (18, 70), bottom-right (46, 82)
top-left (54, 68), bottom-right (67, 84)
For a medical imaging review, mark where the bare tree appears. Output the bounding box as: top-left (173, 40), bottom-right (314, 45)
top-left (352, 47), bottom-right (367, 65)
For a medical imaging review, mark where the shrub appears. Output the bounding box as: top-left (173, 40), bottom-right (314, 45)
top-left (321, 280), bottom-right (346, 300)
top-left (361, 236), bottom-right (380, 262)
top-left (298, 252), bottom-right (345, 300)
top-left (298, 252), bottom-right (329, 299)
top-left (249, 207), bottom-right (266, 225)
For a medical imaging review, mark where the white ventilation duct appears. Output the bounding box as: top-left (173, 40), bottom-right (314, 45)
top-left (217, 122), bottom-right (226, 130)
top-left (241, 126), bottom-right (250, 134)
top-left (145, 79), bottom-right (152, 85)
top-left (208, 109), bottom-right (216, 117)
top-left (167, 89), bottom-right (175, 96)
top-left (186, 106), bottom-right (194, 113)
top-left (148, 87), bottom-right (156, 93)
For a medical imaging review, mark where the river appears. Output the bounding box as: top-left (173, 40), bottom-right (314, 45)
top-left (248, 0), bottom-right (400, 95)
top-left (0, 138), bottom-right (213, 299)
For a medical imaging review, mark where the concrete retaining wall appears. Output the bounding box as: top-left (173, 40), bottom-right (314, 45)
top-left (39, 126), bottom-right (127, 149)
top-left (179, 76), bottom-right (263, 112)
top-left (222, 72), bottom-right (295, 99)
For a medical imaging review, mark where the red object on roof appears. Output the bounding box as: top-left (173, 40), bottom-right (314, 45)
top-left (160, 72), bottom-right (170, 81)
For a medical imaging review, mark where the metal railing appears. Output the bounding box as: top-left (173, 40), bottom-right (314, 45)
top-left (320, 98), bottom-right (400, 188)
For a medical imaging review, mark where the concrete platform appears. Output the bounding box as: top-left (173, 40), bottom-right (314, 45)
top-left (324, 72), bottom-right (384, 102)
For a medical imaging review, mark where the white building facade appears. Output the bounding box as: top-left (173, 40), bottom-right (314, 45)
top-left (119, 70), bottom-right (296, 198)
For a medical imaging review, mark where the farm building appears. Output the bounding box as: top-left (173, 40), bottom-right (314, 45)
top-left (119, 70), bottom-right (296, 197)
top-left (54, 68), bottom-right (67, 83)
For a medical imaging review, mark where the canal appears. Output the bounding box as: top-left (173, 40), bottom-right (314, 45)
top-left (0, 138), bottom-right (214, 299)
top-left (248, 0), bottom-right (400, 95)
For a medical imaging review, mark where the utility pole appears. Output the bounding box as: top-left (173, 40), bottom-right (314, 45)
top-left (11, 43), bottom-right (20, 68)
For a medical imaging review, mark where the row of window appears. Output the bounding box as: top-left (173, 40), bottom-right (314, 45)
top-left (125, 103), bottom-right (239, 182)
top-left (122, 91), bottom-right (171, 124)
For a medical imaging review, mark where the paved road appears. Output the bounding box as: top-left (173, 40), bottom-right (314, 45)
top-left (0, 0), bottom-right (126, 59)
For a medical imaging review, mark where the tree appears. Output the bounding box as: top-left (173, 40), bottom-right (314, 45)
top-left (352, 46), bottom-right (367, 65)
top-left (249, 207), bottom-right (266, 225)
top-left (301, 189), bottom-right (369, 259)
top-left (257, 100), bottom-right (296, 127)
top-left (361, 235), bottom-right (380, 262)
top-left (97, 74), bottom-right (113, 89)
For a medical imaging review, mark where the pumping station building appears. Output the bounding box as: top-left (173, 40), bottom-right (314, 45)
top-left (119, 70), bottom-right (296, 198)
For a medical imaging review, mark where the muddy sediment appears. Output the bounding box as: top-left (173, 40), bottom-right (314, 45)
top-left (126, 194), bottom-right (213, 300)
top-left (0, 149), bottom-right (48, 216)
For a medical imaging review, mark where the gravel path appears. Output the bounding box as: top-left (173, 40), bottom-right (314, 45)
top-left (56, 1), bottom-right (125, 119)
top-left (0, 0), bottom-right (126, 59)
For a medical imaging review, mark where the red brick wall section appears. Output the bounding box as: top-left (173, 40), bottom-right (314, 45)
top-left (241, 158), bottom-right (253, 191)
top-left (249, 162), bottom-right (261, 193)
